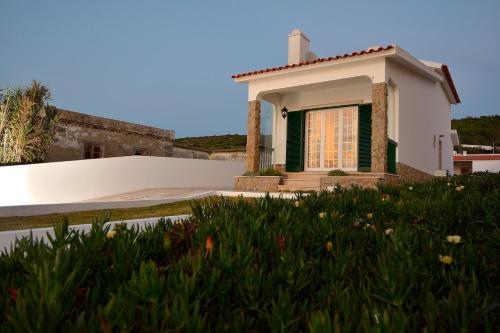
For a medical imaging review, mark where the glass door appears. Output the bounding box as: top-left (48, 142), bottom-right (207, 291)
top-left (305, 106), bottom-right (358, 171)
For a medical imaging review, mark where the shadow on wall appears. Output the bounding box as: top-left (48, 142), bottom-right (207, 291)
top-left (0, 156), bottom-right (245, 206)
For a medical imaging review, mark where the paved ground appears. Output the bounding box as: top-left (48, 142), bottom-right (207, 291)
top-left (0, 188), bottom-right (298, 218)
top-left (82, 188), bottom-right (226, 202)
top-left (0, 214), bottom-right (190, 253)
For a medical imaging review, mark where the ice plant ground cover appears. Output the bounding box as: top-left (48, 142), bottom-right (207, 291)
top-left (0, 173), bottom-right (499, 332)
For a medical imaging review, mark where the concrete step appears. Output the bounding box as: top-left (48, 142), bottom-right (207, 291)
top-left (282, 179), bottom-right (321, 187)
top-left (278, 184), bottom-right (320, 192)
top-left (283, 172), bottom-right (327, 179)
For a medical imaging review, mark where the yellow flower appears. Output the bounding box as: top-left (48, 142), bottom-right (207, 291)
top-left (446, 235), bottom-right (462, 244)
top-left (385, 228), bottom-right (394, 236)
top-left (319, 212), bottom-right (326, 219)
top-left (439, 255), bottom-right (453, 265)
top-left (455, 185), bottom-right (465, 192)
top-left (106, 230), bottom-right (116, 239)
top-left (447, 182), bottom-right (451, 186)
top-left (408, 186), bottom-right (413, 191)
top-left (325, 241), bottom-right (333, 252)
top-left (366, 213), bottom-right (373, 220)
top-left (294, 200), bottom-right (300, 207)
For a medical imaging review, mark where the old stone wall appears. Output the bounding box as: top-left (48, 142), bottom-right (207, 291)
top-left (172, 146), bottom-right (210, 159)
top-left (173, 146), bottom-right (246, 162)
top-left (47, 109), bottom-right (174, 162)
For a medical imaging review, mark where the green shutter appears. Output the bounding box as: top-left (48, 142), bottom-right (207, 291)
top-left (285, 111), bottom-right (305, 172)
top-left (387, 139), bottom-right (397, 174)
top-left (358, 104), bottom-right (372, 172)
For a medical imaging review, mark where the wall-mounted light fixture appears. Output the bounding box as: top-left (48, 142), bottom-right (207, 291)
top-left (281, 106), bottom-right (288, 119)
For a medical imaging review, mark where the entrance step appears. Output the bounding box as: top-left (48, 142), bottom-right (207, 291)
top-left (280, 172), bottom-right (324, 192)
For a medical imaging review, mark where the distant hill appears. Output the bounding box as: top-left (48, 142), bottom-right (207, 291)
top-left (451, 115), bottom-right (500, 145)
top-left (176, 115), bottom-right (499, 151)
top-left (175, 134), bottom-right (246, 151)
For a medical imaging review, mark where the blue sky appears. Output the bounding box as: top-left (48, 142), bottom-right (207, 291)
top-left (1, 0), bottom-right (499, 137)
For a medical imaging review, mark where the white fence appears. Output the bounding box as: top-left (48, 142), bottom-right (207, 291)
top-left (0, 156), bottom-right (244, 206)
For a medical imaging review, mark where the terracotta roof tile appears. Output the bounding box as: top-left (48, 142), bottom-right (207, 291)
top-left (454, 154), bottom-right (500, 161)
top-left (231, 45), bottom-right (394, 79)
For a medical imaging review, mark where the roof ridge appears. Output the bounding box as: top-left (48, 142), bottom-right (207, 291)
top-left (231, 44), bottom-right (395, 79)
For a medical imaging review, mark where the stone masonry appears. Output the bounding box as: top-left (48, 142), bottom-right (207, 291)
top-left (246, 100), bottom-right (261, 172)
top-left (371, 82), bottom-right (388, 173)
top-left (47, 109), bottom-right (174, 162)
top-left (396, 162), bottom-right (434, 183)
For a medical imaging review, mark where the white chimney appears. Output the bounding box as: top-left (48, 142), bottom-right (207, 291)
top-left (288, 29), bottom-right (311, 65)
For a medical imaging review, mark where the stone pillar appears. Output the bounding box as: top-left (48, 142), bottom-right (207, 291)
top-left (371, 83), bottom-right (388, 173)
top-left (246, 100), bottom-right (261, 173)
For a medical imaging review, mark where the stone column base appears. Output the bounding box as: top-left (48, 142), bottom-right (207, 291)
top-left (396, 163), bottom-right (433, 183)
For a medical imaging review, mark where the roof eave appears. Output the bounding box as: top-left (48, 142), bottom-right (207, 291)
top-left (232, 46), bottom-right (397, 83)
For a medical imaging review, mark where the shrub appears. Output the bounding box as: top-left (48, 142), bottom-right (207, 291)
top-left (0, 173), bottom-right (499, 331)
top-left (258, 167), bottom-right (282, 176)
top-left (0, 81), bottom-right (58, 164)
top-left (328, 169), bottom-right (348, 176)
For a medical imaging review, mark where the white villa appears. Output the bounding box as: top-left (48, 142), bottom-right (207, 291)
top-left (233, 29), bottom-right (460, 191)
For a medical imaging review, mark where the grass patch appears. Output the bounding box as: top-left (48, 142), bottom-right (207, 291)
top-left (0, 199), bottom-right (196, 231)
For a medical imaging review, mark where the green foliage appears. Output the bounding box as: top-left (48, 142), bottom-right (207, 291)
top-left (0, 81), bottom-right (58, 164)
top-left (258, 167), bottom-right (283, 176)
top-left (175, 134), bottom-right (246, 151)
top-left (328, 169), bottom-right (349, 176)
top-left (242, 168), bottom-right (283, 176)
top-left (451, 115), bottom-right (500, 146)
top-left (1, 173), bottom-right (499, 331)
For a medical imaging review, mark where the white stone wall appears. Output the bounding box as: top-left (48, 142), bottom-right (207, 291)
top-left (0, 156), bottom-right (245, 206)
top-left (386, 60), bottom-right (454, 175)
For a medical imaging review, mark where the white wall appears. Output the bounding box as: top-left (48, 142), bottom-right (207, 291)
top-left (266, 80), bottom-right (372, 165)
top-left (386, 60), bottom-right (453, 175)
top-left (473, 160), bottom-right (500, 173)
top-left (0, 156), bottom-right (245, 206)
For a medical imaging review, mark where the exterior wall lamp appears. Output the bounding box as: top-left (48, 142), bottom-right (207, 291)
top-left (281, 106), bottom-right (288, 119)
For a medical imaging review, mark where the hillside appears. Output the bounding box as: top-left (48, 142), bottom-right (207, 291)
top-left (452, 115), bottom-right (500, 145)
top-left (175, 115), bottom-right (499, 151)
top-left (174, 134), bottom-right (246, 151)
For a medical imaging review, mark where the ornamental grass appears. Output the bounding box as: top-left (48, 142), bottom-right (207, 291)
top-left (0, 172), bottom-right (499, 332)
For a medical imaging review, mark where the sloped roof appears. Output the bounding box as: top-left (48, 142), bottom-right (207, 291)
top-left (231, 45), bottom-right (394, 79)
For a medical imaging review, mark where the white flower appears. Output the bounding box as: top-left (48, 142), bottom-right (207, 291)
top-left (385, 228), bottom-right (394, 236)
top-left (446, 235), bottom-right (462, 244)
top-left (106, 230), bottom-right (116, 239)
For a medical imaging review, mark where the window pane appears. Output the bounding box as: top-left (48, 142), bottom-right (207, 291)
top-left (307, 112), bottom-right (321, 168)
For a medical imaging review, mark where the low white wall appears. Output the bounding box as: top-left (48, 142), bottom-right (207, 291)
top-left (473, 160), bottom-right (500, 173)
top-left (0, 156), bottom-right (245, 206)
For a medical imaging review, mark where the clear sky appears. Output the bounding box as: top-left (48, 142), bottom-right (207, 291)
top-left (1, 0), bottom-right (499, 137)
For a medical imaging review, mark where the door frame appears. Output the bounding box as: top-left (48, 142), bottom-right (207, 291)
top-left (304, 104), bottom-right (359, 172)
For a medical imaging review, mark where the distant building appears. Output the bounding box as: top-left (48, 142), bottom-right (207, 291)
top-left (47, 109), bottom-right (174, 162)
top-left (453, 154), bottom-right (500, 174)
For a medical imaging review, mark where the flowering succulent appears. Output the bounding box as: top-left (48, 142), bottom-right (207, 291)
top-left (446, 235), bottom-right (462, 244)
top-left (205, 235), bottom-right (214, 257)
top-left (439, 255), bottom-right (453, 265)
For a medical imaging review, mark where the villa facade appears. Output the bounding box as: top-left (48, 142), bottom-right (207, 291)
top-left (232, 30), bottom-right (460, 189)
